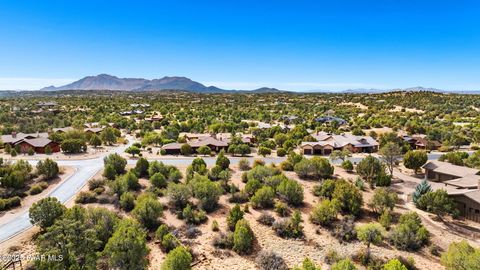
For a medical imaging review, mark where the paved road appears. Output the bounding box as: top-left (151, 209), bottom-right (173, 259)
top-left (0, 144), bottom-right (131, 243)
top-left (0, 150), bottom-right (448, 243)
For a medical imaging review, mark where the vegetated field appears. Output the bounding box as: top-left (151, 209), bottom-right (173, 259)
top-left (1, 90), bottom-right (480, 270)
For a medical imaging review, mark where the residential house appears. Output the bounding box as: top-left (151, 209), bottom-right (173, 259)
top-left (300, 132), bottom-right (378, 155)
top-left (1, 132), bottom-right (60, 153)
top-left (15, 138), bottom-right (60, 154)
top-left (422, 160), bottom-right (479, 182)
top-left (422, 160), bottom-right (480, 222)
top-left (161, 135), bottom-right (229, 155)
top-left (314, 116), bottom-right (347, 125)
top-left (84, 127), bottom-right (104, 135)
top-left (1, 132), bottom-right (49, 146)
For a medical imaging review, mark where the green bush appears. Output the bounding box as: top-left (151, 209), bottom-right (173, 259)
top-left (75, 191), bottom-right (96, 204)
top-left (389, 212), bottom-right (429, 251)
top-left (238, 158), bottom-right (251, 171)
top-left (161, 246), bottom-right (192, 270)
top-left (150, 172), bottom-right (167, 188)
top-left (274, 201), bottom-right (290, 217)
top-left (227, 204), bottom-right (244, 231)
top-left (332, 259), bottom-right (357, 270)
top-left (233, 219), bottom-right (254, 254)
top-left (277, 178), bottom-right (304, 206)
top-left (276, 148), bottom-right (287, 157)
top-left (310, 199), bottom-right (339, 226)
top-left (120, 192), bottom-right (136, 211)
top-left (29, 184), bottom-right (44, 195)
top-left (250, 186), bottom-right (275, 209)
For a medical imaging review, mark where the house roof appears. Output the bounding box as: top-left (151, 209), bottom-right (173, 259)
top-left (449, 189), bottom-right (480, 203)
top-left (189, 137), bottom-right (228, 148)
top-left (17, 138), bottom-right (54, 148)
top-left (162, 142), bottom-right (183, 150)
top-left (412, 137), bottom-right (441, 147)
top-left (84, 127), bottom-right (103, 133)
top-left (1, 132), bottom-right (49, 144)
top-left (305, 132), bottom-right (378, 148)
top-left (443, 175), bottom-right (480, 189)
top-left (53, 127), bottom-right (74, 133)
top-left (422, 160), bottom-right (480, 178)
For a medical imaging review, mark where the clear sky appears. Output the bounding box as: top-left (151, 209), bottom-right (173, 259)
top-left (0, 0), bottom-right (479, 91)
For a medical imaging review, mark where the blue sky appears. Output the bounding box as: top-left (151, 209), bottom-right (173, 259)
top-left (0, 0), bottom-right (479, 91)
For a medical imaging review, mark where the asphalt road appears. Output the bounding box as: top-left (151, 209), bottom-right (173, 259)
top-left (0, 150), bottom-right (452, 243)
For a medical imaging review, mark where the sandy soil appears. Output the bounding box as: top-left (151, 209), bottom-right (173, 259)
top-left (389, 106), bottom-right (425, 114)
top-left (340, 102), bottom-right (369, 110)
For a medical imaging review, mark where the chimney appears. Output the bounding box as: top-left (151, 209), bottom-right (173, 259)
top-left (11, 132), bottom-right (16, 138)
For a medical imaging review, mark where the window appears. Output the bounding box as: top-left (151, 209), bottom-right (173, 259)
top-left (476, 209), bottom-right (480, 214)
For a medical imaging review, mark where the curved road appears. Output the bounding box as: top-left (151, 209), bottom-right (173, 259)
top-left (0, 150), bottom-right (450, 243)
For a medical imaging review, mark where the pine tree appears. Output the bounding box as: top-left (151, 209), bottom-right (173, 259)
top-left (413, 179), bottom-right (432, 206)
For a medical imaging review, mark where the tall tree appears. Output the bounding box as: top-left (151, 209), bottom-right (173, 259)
top-left (379, 142), bottom-right (402, 177)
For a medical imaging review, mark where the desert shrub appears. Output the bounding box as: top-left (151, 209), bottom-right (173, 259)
top-left (132, 193), bottom-right (163, 230)
top-left (227, 204), bottom-right (244, 231)
top-left (342, 160), bottom-right (354, 172)
top-left (182, 204), bottom-right (207, 225)
top-left (212, 232), bottom-right (234, 249)
top-left (310, 199), bottom-right (339, 226)
top-left (257, 212), bottom-right (275, 226)
top-left (167, 182), bottom-right (191, 209)
top-left (161, 246), bottom-right (192, 270)
top-left (441, 240), bottom-right (480, 270)
top-left (161, 233), bottom-right (180, 252)
top-left (294, 157), bottom-right (334, 179)
top-left (250, 186), bottom-right (275, 208)
top-left (150, 172), bottom-right (168, 188)
top-left (274, 201), bottom-right (290, 217)
top-left (280, 160), bottom-right (294, 171)
top-left (272, 211), bottom-right (303, 238)
top-left (383, 259), bottom-right (408, 270)
top-left (120, 192), bottom-right (136, 211)
top-left (238, 158), bottom-right (251, 171)
top-left (324, 249), bottom-right (341, 264)
top-left (276, 148), bottom-right (287, 157)
top-left (332, 216), bottom-right (357, 242)
top-left (189, 175), bottom-right (223, 212)
top-left (313, 179), bottom-right (336, 198)
top-left (211, 220), bottom-right (219, 231)
top-left (155, 224), bottom-right (170, 241)
top-left (233, 219), bottom-right (254, 254)
top-left (29, 184), bottom-right (44, 195)
top-left (379, 210), bottom-right (392, 229)
top-left (356, 222), bottom-right (385, 248)
top-left (354, 178), bottom-right (365, 191)
top-left (75, 191), bottom-right (96, 204)
top-left (228, 190), bottom-right (249, 204)
top-left (332, 180), bottom-right (363, 217)
top-left (277, 178), bottom-right (304, 206)
top-left (389, 212), bottom-right (429, 251)
top-left (88, 178), bottom-right (105, 190)
top-left (331, 259), bottom-right (357, 270)
top-left (369, 188), bottom-right (398, 215)
top-left (245, 178), bottom-right (263, 195)
top-left (185, 225), bottom-right (201, 239)
top-left (256, 250), bottom-right (289, 270)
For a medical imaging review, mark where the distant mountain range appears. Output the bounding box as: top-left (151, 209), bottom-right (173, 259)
top-left (32, 74), bottom-right (480, 94)
top-left (40, 74), bottom-right (285, 93)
